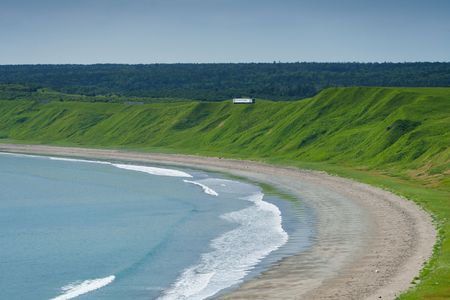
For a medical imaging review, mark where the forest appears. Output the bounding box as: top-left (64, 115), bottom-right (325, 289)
top-left (1, 62), bottom-right (450, 101)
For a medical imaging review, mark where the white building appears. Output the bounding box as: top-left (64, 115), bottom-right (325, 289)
top-left (232, 98), bottom-right (255, 104)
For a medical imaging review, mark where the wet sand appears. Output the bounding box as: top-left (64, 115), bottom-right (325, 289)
top-left (0, 144), bottom-right (436, 300)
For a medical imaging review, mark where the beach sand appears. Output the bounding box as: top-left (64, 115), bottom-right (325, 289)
top-left (0, 144), bottom-right (436, 300)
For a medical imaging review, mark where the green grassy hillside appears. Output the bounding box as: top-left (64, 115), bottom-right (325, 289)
top-left (1, 87), bottom-right (448, 186)
top-left (0, 87), bottom-right (449, 298)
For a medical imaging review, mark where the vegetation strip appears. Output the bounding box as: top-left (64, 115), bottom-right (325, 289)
top-left (1, 62), bottom-right (450, 101)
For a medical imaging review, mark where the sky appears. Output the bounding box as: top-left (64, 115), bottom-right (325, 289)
top-left (0, 0), bottom-right (449, 64)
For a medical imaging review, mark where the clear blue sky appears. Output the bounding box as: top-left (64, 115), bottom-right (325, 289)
top-left (1, 0), bottom-right (449, 64)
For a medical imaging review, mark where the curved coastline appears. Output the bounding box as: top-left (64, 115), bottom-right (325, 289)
top-left (0, 144), bottom-right (436, 300)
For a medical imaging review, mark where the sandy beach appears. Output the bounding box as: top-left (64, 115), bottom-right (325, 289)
top-left (0, 144), bottom-right (436, 300)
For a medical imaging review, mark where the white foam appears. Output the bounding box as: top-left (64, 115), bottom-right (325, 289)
top-left (50, 275), bottom-right (115, 300)
top-left (183, 180), bottom-right (219, 196)
top-left (0, 152), bottom-right (106, 163)
top-left (48, 156), bottom-right (111, 165)
top-left (2, 152), bottom-right (193, 178)
top-left (113, 163), bottom-right (192, 178)
top-left (158, 192), bottom-right (288, 300)
top-left (0, 152), bottom-right (43, 159)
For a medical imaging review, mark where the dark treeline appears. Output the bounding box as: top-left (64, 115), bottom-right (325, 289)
top-left (0, 63), bottom-right (449, 101)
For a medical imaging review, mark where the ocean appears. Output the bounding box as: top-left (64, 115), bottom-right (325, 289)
top-left (0, 152), bottom-right (313, 300)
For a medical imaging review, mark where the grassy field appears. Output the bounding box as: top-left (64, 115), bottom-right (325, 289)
top-left (0, 86), bottom-right (449, 298)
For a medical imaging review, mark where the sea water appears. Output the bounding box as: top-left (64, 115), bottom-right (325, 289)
top-left (0, 152), bottom-right (313, 300)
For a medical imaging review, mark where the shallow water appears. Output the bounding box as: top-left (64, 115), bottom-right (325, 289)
top-left (0, 153), bottom-right (313, 300)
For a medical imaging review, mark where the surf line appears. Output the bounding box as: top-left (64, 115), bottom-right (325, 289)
top-left (183, 179), bottom-right (219, 196)
top-left (50, 275), bottom-right (116, 300)
top-left (158, 192), bottom-right (288, 300)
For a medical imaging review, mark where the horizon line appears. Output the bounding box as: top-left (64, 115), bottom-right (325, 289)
top-left (1, 61), bottom-right (450, 66)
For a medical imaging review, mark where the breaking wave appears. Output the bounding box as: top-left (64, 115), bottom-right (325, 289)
top-left (158, 192), bottom-right (288, 300)
top-left (183, 180), bottom-right (219, 196)
top-left (50, 275), bottom-right (115, 300)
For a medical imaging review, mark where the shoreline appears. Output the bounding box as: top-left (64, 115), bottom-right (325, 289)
top-left (0, 144), bottom-right (436, 300)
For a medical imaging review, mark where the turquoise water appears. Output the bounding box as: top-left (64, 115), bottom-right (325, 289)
top-left (0, 153), bottom-right (312, 300)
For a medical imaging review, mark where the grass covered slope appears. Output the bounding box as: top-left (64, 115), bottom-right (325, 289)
top-left (0, 86), bottom-right (449, 298)
top-left (0, 87), bottom-right (448, 186)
